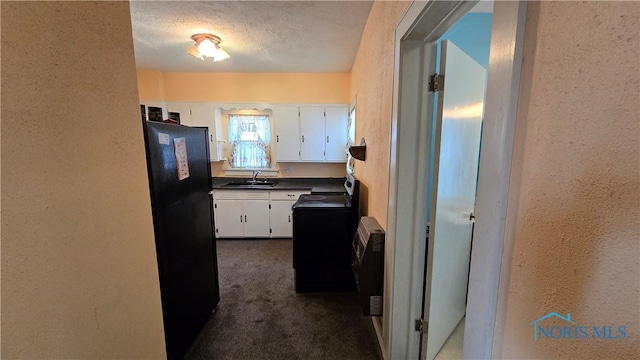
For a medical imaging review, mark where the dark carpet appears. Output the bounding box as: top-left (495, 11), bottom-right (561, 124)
top-left (184, 239), bottom-right (382, 360)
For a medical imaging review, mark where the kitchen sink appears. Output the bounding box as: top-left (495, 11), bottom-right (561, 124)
top-left (223, 180), bottom-right (278, 187)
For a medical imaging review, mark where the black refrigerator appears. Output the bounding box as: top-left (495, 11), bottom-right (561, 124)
top-left (142, 121), bottom-right (220, 360)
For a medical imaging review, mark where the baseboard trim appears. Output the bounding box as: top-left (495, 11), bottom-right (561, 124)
top-left (371, 316), bottom-right (387, 360)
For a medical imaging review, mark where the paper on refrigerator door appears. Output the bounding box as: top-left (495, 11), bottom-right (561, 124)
top-left (173, 137), bottom-right (190, 180)
top-left (158, 132), bottom-right (170, 145)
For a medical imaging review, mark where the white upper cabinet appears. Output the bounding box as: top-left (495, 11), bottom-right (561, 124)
top-left (299, 106), bottom-right (326, 161)
top-left (167, 102), bottom-right (219, 161)
top-left (274, 105), bottom-right (348, 163)
top-left (166, 102), bottom-right (191, 123)
top-left (274, 106), bottom-right (301, 162)
top-left (324, 107), bottom-right (349, 162)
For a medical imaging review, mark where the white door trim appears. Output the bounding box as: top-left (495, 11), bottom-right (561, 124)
top-left (385, 1), bottom-right (527, 359)
top-left (464, 2), bottom-right (528, 358)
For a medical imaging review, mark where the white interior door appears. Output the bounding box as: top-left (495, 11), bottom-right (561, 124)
top-left (422, 40), bottom-right (486, 360)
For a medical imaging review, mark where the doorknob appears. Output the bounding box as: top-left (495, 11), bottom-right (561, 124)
top-left (469, 212), bottom-right (476, 222)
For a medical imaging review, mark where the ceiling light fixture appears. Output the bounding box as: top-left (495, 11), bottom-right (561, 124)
top-left (187, 33), bottom-right (230, 62)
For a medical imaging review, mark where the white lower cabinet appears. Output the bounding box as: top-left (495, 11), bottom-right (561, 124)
top-left (213, 189), bottom-right (309, 238)
top-left (243, 200), bottom-right (271, 237)
top-left (212, 191), bottom-right (270, 238)
top-left (213, 200), bottom-right (245, 237)
top-left (269, 190), bottom-right (310, 238)
top-left (269, 201), bottom-right (295, 237)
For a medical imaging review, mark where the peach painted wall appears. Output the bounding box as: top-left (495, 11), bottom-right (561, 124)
top-left (349, 0), bottom-right (411, 355)
top-left (499, 1), bottom-right (639, 358)
top-left (350, 1), bottom-right (410, 229)
top-left (1, 2), bottom-right (166, 358)
top-left (137, 69), bottom-right (165, 100)
top-left (137, 71), bottom-right (350, 104)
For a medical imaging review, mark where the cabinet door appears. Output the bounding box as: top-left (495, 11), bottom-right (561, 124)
top-left (274, 106), bottom-right (301, 161)
top-left (166, 102), bottom-right (192, 124)
top-left (299, 106), bottom-right (326, 161)
top-left (214, 200), bottom-right (244, 237)
top-left (324, 107), bottom-right (349, 162)
top-left (243, 200), bottom-right (271, 237)
top-left (190, 103), bottom-right (218, 161)
top-left (270, 200), bottom-right (294, 237)
top-left (166, 103), bottom-right (218, 161)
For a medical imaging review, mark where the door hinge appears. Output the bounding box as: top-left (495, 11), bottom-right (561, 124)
top-left (415, 319), bottom-right (426, 333)
top-left (214, 203), bottom-right (217, 209)
top-left (429, 74), bottom-right (444, 92)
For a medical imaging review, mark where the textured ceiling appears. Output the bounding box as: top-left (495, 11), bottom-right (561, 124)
top-left (130, 1), bottom-right (374, 73)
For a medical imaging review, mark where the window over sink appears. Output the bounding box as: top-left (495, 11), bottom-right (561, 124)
top-left (228, 114), bottom-right (271, 169)
top-left (216, 106), bottom-right (278, 177)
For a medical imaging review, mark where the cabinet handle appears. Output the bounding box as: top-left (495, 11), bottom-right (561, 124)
top-left (326, 135), bottom-right (329, 143)
top-left (240, 215), bottom-right (243, 223)
top-left (277, 135), bottom-right (279, 142)
top-left (245, 215), bottom-right (247, 222)
top-left (302, 135), bottom-right (305, 143)
top-left (210, 134), bottom-right (213, 142)
top-left (287, 194), bottom-right (295, 197)
top-left (288, 215), bottom-right (291, 223)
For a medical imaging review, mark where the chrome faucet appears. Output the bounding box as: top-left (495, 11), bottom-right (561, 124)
top-left (252, 170), bottom-right (261, 182)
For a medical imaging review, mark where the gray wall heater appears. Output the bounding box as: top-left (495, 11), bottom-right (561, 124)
top-left (351, 216), bottom-right (385, 316)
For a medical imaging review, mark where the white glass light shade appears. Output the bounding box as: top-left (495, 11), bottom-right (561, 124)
top-left (188, 34), bottom-right (230, 62)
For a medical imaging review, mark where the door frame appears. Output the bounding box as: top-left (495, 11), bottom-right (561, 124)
top-left (385, 1), bottom-right (528, 359)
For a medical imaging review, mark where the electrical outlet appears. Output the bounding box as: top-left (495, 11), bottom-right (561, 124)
top-left (284, 166), bottom-right (292, 174)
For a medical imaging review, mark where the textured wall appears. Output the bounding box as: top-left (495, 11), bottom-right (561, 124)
top-left (500, 1), bottom-right (639, 358)
top-left (350, 1), bottom-right (410, 229)
top-left (1, 2), bottom-right (166, 358)
top-left (137, 70), bottom-right (350, 104)
top-left (349, 0), bottom-right (411, 355)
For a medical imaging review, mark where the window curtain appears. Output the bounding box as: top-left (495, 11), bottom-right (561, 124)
top-left (228, 115), bottom-right (271, 168)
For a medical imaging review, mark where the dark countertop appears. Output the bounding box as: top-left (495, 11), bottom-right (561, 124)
top-left (211, 177), bottom-right (346, 193)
